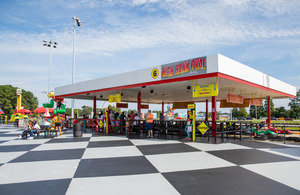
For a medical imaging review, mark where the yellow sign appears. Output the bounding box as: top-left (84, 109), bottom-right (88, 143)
top-left (187, 104), bottom-right (195, 109)
top-left (99, 120), bottom-right (103, 128)
top-left (109, 94), bottom-right (121, 103)
top-left (193, 83), bottom-right (218, 98)
top-left (151, 68), bottom-right (159, 79)
top-left (198, 122), bottom-right (209, 135)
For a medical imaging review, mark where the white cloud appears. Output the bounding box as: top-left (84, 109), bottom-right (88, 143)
top-left (1, 0), bottom-right (300, 109)
top-left (1, 0), bottom-right (299, 57)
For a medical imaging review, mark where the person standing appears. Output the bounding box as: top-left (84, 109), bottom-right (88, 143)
top-left (54, 114), bottom-right (62, 136)
top-left (120, 111), bottom-right (125, 131)
top-left (14, 115), bottom-right (20, 127)
top-left (146, 110), bottom-right (154, 138)
top-left (65, 114), bottom-right (69, 128)
top-left (109, 110), bottom-right (115, 132)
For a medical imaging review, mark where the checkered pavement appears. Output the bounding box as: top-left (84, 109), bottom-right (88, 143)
top-left (0, 124), bottom-right (300, 195)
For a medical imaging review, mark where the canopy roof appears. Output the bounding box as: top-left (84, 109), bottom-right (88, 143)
top-left (55, 54), bottom-right (296, 104)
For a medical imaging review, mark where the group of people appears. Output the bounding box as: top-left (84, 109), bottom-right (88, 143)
top-left (17, 113), bottom-right (64, 139)
top-left (96, 110), bottom-right (154, 137)
top-left (107, 111), bottom-right (141, 134)
top-left (18, 120), bottom-right (40, 139)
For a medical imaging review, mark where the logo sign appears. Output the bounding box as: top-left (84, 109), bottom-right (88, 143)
top-left (151, 68), bottom-right (159, 79)
top-left (193, 83), bottom-right (218, 97)
top-left (109, 94), bottom-right (121, 103)
top-left (161, 57), bottom-right (207, 80)
top-left (198, 122), bottom-right (209, 135)
top-left (227, 94), bottom-right (243, 104)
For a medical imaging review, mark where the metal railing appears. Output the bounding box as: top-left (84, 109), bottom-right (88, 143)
top-left (67, 119), bottom-right (300, 144)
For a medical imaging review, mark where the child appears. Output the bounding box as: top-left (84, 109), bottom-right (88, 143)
top-left (185, 119), bottom-right (192, 141)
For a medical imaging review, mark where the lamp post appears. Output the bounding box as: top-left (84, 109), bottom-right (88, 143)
top-left (71, 16), bottom-right (82, 118)
top-left (43, 40), bottom-right (57, 96)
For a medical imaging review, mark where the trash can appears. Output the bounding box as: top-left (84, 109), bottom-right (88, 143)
top-left (73, 123), bottom-right (83, 137)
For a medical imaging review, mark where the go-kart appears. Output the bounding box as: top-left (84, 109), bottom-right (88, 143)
top-left (268, 127), bottom-right (293, 134)
top-left (252, 127), bottom-right (277, 138)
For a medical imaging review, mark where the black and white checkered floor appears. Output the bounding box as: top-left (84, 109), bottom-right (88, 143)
top-left (0, 124), bottom-right (300, 195)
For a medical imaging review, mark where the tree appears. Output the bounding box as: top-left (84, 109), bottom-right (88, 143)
top-left (232, 108), bottom-right (238, 118)
top-left (273, 106), bottom-right (287, 118)
top-left (256, 105), bottom-right (265, 119)
top-left (0, 85), bottom-right (16, 115)
top-left (82, 106), bottom-right (92, 117)
top-left (238, 108), bottom-right (247, 117)
top-left (263, 99), bottom-right (274, 116)
top-left (288, 89), bottom-right (300, 119)
top-left (21, 90), bottom-right (38, 111)
top-left (0, 85), bottom-right (38, 115)
top-left (249, 105), bottom-right (256, 118)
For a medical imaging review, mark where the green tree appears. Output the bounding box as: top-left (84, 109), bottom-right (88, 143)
top-left (263, 99), bottom-right (274, 116)
top-left (232, 108), bottom-right (238, 118)
top-left (238, 108), bottom-right (247, 117)
top-left (288, 89), bottom-right (300, 119)
top-left (256, 105), bottom-right (265, 119)
top-left (0, 85), bottom-right (38, 115)
top-left (82, 106), bottom-right (92, 117)
top-left (249, 105), bottom-right (256, 118)
top-left (0, 85), bottom-right (16, 115)
top-left (273, 106), bottom-right (287, 118)
top-left (288, 109), bottom-right (297, 119)
top-left (21, 89), bottom-right (38, 111)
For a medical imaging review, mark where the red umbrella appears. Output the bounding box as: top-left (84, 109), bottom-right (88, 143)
top-left (34, 107), bottom-right (53, 113)
top-left (0, 108), bottom-right (4, 114)
top-left (17, 109), bottom-right (32, 113)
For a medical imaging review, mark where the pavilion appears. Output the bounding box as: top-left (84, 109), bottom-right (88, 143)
top-left (55, 54), bottom-right (296, 124)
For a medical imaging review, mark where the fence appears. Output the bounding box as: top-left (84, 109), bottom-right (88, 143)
top-left (68, 119), bottom-right (300, 144)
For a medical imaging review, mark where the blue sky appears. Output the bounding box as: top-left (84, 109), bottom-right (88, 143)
top-left (1, 0), bottom-right (300, 113)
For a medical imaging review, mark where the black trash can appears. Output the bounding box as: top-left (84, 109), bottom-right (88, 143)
top-left (73, 123), bottom-right (83, 137)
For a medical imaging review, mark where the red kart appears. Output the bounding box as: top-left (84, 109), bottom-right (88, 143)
top-left (269, 127), bottom-right (293, 134)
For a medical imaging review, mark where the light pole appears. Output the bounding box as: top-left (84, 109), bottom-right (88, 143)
top-left (71, 16), bottom-right (82, 118)
top-left (43, 40), bottom-right (57, 96)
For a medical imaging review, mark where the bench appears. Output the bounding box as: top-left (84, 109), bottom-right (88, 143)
top-left (36, 125), bottom-right (58, 138)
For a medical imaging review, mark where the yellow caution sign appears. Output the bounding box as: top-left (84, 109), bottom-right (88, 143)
top-left (198, 122), bottom-right (209, 135)
top-left (109, 94), bottom-right (121, 103)
top-left (99, 120), bottom-right (103, 128)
